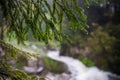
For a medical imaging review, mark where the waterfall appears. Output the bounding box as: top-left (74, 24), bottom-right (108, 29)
top-left (47, 50), bottom-right (120, 80)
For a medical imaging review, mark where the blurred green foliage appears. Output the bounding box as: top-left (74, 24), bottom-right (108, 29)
top-left (87, 24), bottom-right (116, 54)
top-left (16, 56), bottom-right (27, 69)
top-left (105, 24), bottom-right (120, 74)
top-left (80, 57), bottom-right (95, 67)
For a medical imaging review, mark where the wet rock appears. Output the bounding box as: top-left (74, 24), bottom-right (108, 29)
top-left (108, 73), bottom-right (120, 80)
top-left (23, 56), bottom-right (44, 74)
top-left (23, 66), bottom-right (44, 74)
top-left (28, 57), bottom-right (37, 67)
top-left (45, 72), bottom-right (71, 80)
top-left (0, 47), bottom-right (5, 56)
top-left (31, 45), bottom-right (37, 49)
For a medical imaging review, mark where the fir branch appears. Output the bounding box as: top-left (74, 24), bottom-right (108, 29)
top-left (0, 39), bottom-right (36, 59)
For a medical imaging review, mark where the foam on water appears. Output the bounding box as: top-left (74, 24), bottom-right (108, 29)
top-left (47, 51), bottom-right (113, 80)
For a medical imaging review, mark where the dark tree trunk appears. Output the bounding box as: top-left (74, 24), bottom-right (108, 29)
top-left (0, 27), bottom-right (4, 40)
top-left (60, 42), bottom-right (69, 56)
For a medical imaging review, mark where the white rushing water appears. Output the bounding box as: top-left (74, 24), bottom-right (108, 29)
top-left (47, 50), bottom-right (120, 80)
